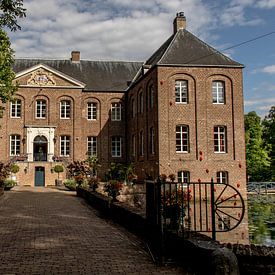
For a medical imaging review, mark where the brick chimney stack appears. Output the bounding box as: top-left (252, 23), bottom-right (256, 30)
top-left (173, 12), bottom-right (186, 34)
top-left (71, 51), bottom-right (80, 62)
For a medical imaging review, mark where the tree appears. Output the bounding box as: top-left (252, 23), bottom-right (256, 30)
top-left (0, 0), bottom-right (26, 116)
top-left (53, 164), bottom-right (64, 180)
top-left (0, 0), bottom-right (26, 31)
top-left (245, 111), bottom-right (271, 181)
top-left (262, 106), bottom-right (275, 180)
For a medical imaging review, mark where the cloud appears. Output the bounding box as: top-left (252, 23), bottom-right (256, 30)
top-left (260, 65), bottom-right (275, 74)
top-left (257, 0), bottom-right (275, 8)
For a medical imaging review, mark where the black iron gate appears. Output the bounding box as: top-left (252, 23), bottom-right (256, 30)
top-left (146, 178), bottom-right (245, 260)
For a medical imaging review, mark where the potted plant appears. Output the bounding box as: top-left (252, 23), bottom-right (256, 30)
top-left (53, 164), bottom-right (64, 186)
top-left (10, 163), bottom-right (19, 182)
top-left (4, 179), bottom-right (16, 191)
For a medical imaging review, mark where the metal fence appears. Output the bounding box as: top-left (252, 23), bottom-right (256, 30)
top-left (146, 178), bottom-right (245, 241)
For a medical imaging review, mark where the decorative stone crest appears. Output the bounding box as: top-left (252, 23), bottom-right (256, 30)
top-left (27, 69), bottom-right (56, 86)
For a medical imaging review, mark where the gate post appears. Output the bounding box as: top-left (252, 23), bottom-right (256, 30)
top-left (211, 177), bottom-right (216, 240)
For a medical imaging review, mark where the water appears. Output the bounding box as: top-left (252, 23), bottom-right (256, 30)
top-left (248, 194), bottom-right (275, 247)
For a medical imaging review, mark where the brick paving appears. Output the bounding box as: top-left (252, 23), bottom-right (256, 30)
top-left (0, 187), bottom-right (189, 274)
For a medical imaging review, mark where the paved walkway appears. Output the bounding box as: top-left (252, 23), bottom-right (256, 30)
top-left (0, 187), bottom-right (189, 274)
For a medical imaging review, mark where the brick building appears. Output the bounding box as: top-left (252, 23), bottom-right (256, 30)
top-left (0, 13), bottom-right (247, 194)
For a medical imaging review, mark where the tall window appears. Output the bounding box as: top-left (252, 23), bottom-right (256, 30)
top-left (178, 171), bottom-right (190, 183)
top-left (176, 125), bottom-right (189, 152)
top-left (132, 135), bottom-right (136, 157)
top-left (149, 85), bottom-right (154, 109)
top-left (111, 102), bottom-right (121, 121)
top-left (175, 80), bottom-right (188, 103)
top-left (139, 92), bottom-right (144, 113)
top-left (87, 136), bottom-right (97, 156)
top-left (212, 81), bottom-right (225, 104)
top-left (36, 99), bottom-right (46, 118)
top-left (217, 171), bottom-right (228, 184)
top-left (10, 135), bottom-right (20, 156)
top-left (111, 136), bottom-right (122, 157)
top-left (10, 99), bottom-right (21, 118)
top-left (60, 100), bottom-right (71, 119)
top-left (139, 131), bottom-right (144, 156)
top-left (87, 102), bottom-right (97, 120)
top-left (131, 98), bottom-right (136, 118)
top-left (214, 126), bottom-right (227, 153)
top-left (60, 136), bottom-right (70, 156)
top-left (150, 127), bottom-right (155, 154)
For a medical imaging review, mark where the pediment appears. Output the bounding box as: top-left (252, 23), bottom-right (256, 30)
top-left (15, 64), bottom-right (85, 88)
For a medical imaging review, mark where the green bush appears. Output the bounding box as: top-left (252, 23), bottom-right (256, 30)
top-left (10, 164), bottom-right (19, 174)
top-left (4, 179), bottom-right (16, 190)
top-left (64, 179), bottom-right (77, 191)
top-left (53, 164), bottom-right (64, 179)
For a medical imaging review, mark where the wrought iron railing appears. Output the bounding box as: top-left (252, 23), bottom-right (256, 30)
top-left (33, 153), bottom-right (47, 161)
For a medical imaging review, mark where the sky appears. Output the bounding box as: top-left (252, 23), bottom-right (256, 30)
top-left (7, 0), bottom-right (275, 117)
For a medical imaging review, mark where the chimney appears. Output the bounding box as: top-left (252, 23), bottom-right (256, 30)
top-left (71, 51), bottom-right (80, 62)
top-left (173, 12), bottom-right (186, 34)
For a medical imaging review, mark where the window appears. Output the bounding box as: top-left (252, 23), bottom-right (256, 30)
top-left (111, 102), bottom-right (121, 121)
top-left (212, 81), bottom-right (225, 104)
top-left (175, 80), bottom-right (188, 103)
top-left (87, 102), bottom-right (97, 120)
top-left (60, 100), bottom-right (71, 119)
top-left (36, 99), bottom-right (46, 118)
top-left (132, 135), bottom-right (136, 156)
top-left (178, 171), bottom-right (190, 183)
top-left (60, 136), bottom-right (70, 156)
top-left (139, 131), bottom-right (144, 156)
top-left (150, 127), bottom-right (155, 154)
top-left (10, 135), bottom-right (20, 156)
top-left (111, 136), bottom-right (122, 157)
top-left (139, 92), bottom-right (144, 113)
top-left (176, 125), bottom-right (189, 152)
top-left (131, 98), bottom-right (136, 118)
top-left (87, 136), bottom-right (97, 157)
top-left (10, 99), bottom-right (21, 118)
top-left (218, 216), bottom-right (231, 231)
top-left (149, 85), bottom-right (154, 109)
top-left (216, 171), bottom-right (228, 184)
top-left (214, 126), bottom-right (227, 153)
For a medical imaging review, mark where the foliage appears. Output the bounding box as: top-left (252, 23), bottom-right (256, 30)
top-left (104, 180), bottom-right (122, 200)
top-left (262, 106), bottom-right (275, 180)
top-left (3, 178), bottom-right (16, 189)
top-left (168, 174), bottom-right (176, 182)
top-left (88, 177), bottom-right (99, 191)
top-left (0, 161), bottom-right (10, 184)
top-left (63, 179), bottom-right (77, 191)
top-left (86, 156), bottom-right (99, 177)
top-left (0, 0), bottom-right (26, 31)
top-left (244, 111), bottom-right (271, 181)
top-left (53, 164), bottom-right (64, 179)
top-left (0, 29), bottom-right (17, 105)
top-left (10, 163), bottom-right (19, 174)
top-left (105, 162), bottom-right (136, 184)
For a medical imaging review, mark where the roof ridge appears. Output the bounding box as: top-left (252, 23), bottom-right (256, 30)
top-left (158, 31), bottom-right (178, 65)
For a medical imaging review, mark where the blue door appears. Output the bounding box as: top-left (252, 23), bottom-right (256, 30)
top-left (35, 167), bottom-right (45, 186)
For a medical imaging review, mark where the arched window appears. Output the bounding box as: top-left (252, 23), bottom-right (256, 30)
top-left (139, 91), bottom-right (144, 113)
top-left (111, 102), bottom-right (121, 121)
top-left (148, 85), bottom-right (154, 109)
top-left (87, 102), bottom-right (97, 120)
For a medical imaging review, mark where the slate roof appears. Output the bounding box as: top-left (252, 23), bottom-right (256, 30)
top-left (13, 59), bottom-right (143, 91)
top-left (145, 29), bottom-right (243, 67)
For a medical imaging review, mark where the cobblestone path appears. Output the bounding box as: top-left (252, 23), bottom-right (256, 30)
top-left (0, 187), bottom-right (189, 274)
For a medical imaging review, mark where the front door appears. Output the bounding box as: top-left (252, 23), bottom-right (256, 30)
top-left (35, 167), bottom-right (45, 186)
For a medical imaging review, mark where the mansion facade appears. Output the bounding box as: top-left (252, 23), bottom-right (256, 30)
top-left (0, 13), bottom-right (247, 197)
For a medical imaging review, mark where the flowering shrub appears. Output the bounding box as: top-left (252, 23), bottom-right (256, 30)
top-left (104, 180), bottom-right (123, 200)
top-left (0, 162), bottom-right (11, 186)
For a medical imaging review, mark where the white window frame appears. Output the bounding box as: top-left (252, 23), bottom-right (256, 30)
top-left (60, 100), bottom-right (71, 119)
top-left (178, 171), bottom-right (190, 183)
top-left (87, 102), bottom-right (97, 120)
top-left (10, 99), bottom-right (21, 118)
top-left (217, 171), bottom-right (228, 184)
top-left (111, 103), bottom-right (121, 121)
top-left (212, 81), bottom-right (225, 104)
top-left (87, 136), bottom-right (97, 157)
top-left (60, 136), bottom-right (70, 156)
top-left (214, 126), bottom-right (227, 153)
top-left (111, 136), bottom-right (122, 157)
top-left (175, 80), bottom-right (188, 104)
top-left (176, 125), bottom-right (189, 153)
top-left (10, 134), bottom-right (20, 156)
top-left (36, 99), bottom-right (46, 119)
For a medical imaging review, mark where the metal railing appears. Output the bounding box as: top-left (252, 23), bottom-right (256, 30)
top-left (247, 182), bottom-right (275, 195)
